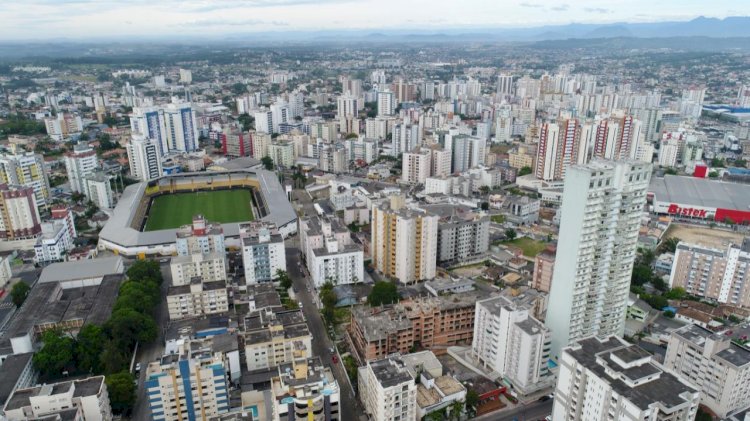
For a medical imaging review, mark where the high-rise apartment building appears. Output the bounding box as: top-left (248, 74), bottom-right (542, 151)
top-left (358, 356), bottom-right (417, 421)
top-left (429, 147), bottom-right (451, 177)
top-left (496, 73), bottom-right (514, 96)
top-left (371, 196), bottom-right (438, 284)
top-left (0, 151), bottom-right (51, 207)
top-left (221, 129), bottom-right (252, 157)
top-left (254, 110), bottom-right (274, 134)
top-left (535, 119), bottom-right (581, 182)
top-left (401, 148), bottom-right (432, 184)
top-left (163, 103), bottom-right (199, 152)
top-left (44, 113), bottom-right (83, 141)
top-left (84, 171), bottom-right (114, 209)
top-left (532, 245), bottom-right (556, 293)
top-left (179, 68), bottom-right (192, 84)
top-left (669, 242), bottom-right (750, 308)
top-left (592, 115), bottom-right (642, 161)
top-left (552, 336), bottom-right (700, 421)
top-left (0, 184), bottom-right (41, 241)
top-left (272, 357), bottom-right (340, 421)
top-left (299, 215), bottom-right (364, 288)
top-left (472, 296), bottom-right (552, 393)
top-left (145, 346), bottom-right (230, 421)
top-left (240, 221), bottom-right (286, 285)
top-left (545, 160), bottom-right (652, 358)
top-left (64, 142), bottom-right (98, 194)
top-left (392, 121), bottom-right (420, 156)
top-left (377, 90), bottom-right (395, 116)
top-left (451, 134), bottom-right (485, 173)
top-left (127, 135), bottom-right (163, 181)
top-left (243, 307), bottom-right (312, 371)
top-left (433, 206), bottom-right (489, 265)
top-left (664, 324), bottom-right (750, 418)
top-left (268, 141), bottom-right (295, 168)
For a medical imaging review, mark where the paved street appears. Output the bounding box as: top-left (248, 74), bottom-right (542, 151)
top-left (131, 260), bottom-right (172, 421)
top-left (286, 243), bottom-right (363, 421)
top-left (473, 400), bottom-right (553, 421)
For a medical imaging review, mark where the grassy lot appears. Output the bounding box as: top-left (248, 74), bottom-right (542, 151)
top-left (491, 214), bottom-right (505, 224)
top-left (501, 237), bottom-right (547, 257)
top-left (144, 189), bottom-right (254, 231)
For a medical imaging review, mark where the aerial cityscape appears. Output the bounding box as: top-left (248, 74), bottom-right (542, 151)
top-left (2, 1), bottom-right (750, 421)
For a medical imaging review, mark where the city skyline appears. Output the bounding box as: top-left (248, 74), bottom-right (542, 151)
top-left (1, 0), bottom-right (749, 40)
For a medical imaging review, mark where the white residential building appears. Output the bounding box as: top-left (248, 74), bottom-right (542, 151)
top-left (358, 356), bottom-right (418, 421)
top-left (664, 324), bottom-right (750, 418)
top-left (659, 138), bottom-right (680, 167)
top-left (44, 113), bottom-right (83, 141)
top-left (33, 207), bottom-right (76, 264)
top-left (299, 216), bottom-right (364, 288)
top-left (243, 308), bottom-right (312, 371)
top-left (401, 148), bottom-right (432, 184)
top-left (64, 143), bottom-right (98, 195)
top-left (127, 135), bottom-right (163, 181)
top-left (377, 90), bottom-right (395, 116)
top-left (472, 296), bottom-right (551, 394)
top-left (163, 102), bottom-right (199, 152)
top-left (552, 336), bottom-right (700, 421)
top-left (545, 160), bottom-right (652, 359)
top-left (254, 110), bottom-right (274, 135)
top-left (240, 221), bottom-right (286, 285)
top-left (84, 171), bottom-right (114, 209)
top-left (424, 176), bottom-right (452, 195)
top-left (166, 278), bottom-right (228, 320)
top-left (179, 68), bottom-right (192, 84)
top-left (3, 376), bottom-right (112, 421)
top-left (170, 252), bottom-right (227, 286)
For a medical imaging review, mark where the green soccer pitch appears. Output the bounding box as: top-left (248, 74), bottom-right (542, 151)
top-left (143, 189), bottom-right (254, 231)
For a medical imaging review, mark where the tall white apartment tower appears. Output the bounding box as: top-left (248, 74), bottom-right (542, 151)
top-left (496, 73), bottom-right (513, 96)
top-left (163, 103), bottom-right (199, 152)
top-left (377, 90), bottom-right (395, 116)
top-left (127, 135), bottom-right (163, 182)
top-left (545, 160), bottom-right (652, 359)
top-left (64, 143), bottom-right (98, 195)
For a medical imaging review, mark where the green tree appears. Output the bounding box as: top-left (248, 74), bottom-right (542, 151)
top-left (478, 186), bottom-right (490, 195)
top-left (10, 282), bottom-right (30, 308)
top-left (33, 330), bottom-right (75, 378)
top-left (114, 281), bottom-right (159, 315)
top-left (261, 156), bottom-right (274, 170)
top-left (480, 202), bottom-right (489, 211)
top-left (75, 324), bottom-right (105, 374)
top-left (695, 408), bottom-right (712, 421)
top-left (504, 228), bottom-right (517, 241)
top-left (734, 159), bottom-right (747, 168)
top-left (237, 113), bottom-right (254, 131)
top-left (658, 237), bottom-right (680, 254)
top-left (126, 259), bottom-right (162, 284)
top-left (449, 400), bottom-right (464, 420)
top-left (345, 132), bottom-right (359, 139)
top-left (631, 264), bottom-right (653, 286)
top-left (663, 310), bottom-right (675, 318)
top-left (320, 281), bottom-right (338, 326)
top-left (711, 157), bottom-right (725, 168)
top-left (518, 166), bottom-right (533, 176)
top-left (100, 340), bottom-right (130, 374)
top-left (368, 281), bottom-right (399, 306)
top-left (664, 287), bottom-right (687, 300)
top-left (465, 390), bottom-right (479, 417)
top-left (663, 167), bottom-right (678, 175)
top-left (708, 171), bottom-right (719, 178)
top-left (105, 308), bottom-right (158, 346)
top-left (643, 294), bottom-right (669, 310)
top-left (277, 269), bottom-right (292, 290)
top-left (106, 371), bottom-right (136, 414)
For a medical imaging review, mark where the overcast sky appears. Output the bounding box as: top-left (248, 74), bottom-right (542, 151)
top-left (1, 0), bottom-right (749, 40)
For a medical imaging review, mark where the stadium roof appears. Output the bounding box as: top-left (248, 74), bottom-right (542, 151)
top-left (99, 169), bottom-right (296, 249)
top-left (649, 175), bottom-right (750, 211)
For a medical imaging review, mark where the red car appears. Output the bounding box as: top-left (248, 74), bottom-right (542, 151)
top-left (332, 355), bottom-right (338, 364)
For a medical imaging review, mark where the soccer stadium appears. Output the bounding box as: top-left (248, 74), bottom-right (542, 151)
top-left (98, 169), bottom-right (296, 257)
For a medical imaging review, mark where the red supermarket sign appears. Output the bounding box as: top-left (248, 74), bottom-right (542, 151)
top-left (667, 203), bottom-right (710, 218)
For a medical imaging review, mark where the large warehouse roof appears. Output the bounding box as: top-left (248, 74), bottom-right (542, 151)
top-left (99, 169), bottom-right (296, 248)
top-left (650, 175), bottom-right (750, 211)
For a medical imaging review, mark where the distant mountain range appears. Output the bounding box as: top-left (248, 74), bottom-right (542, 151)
top-left (280, 16), bottom-right (750, 43)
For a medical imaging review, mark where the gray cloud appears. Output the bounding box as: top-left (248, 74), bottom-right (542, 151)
top-left (519, 2), bottom-right (544, 8)
top-left (550, 4), bottom-right (569, 11)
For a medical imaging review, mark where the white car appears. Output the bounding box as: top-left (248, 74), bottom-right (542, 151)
top-left (298, 302), bottom-right (303, 308)
top-left (545, 416), bottom-right (552, 421)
